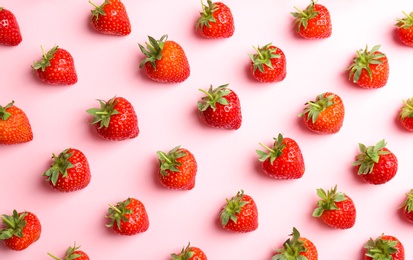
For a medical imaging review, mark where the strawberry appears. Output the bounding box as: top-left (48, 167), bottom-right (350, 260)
top-left (171, 242), bottom-right (207, 260)
top-left (346, 45), bottom-right (389, 89)
top-left (0, 7), bottom-right (22, 46)
top-left (86, 96), bottom-right (139, 141)
top-left (157, 146), bottom-right (198, 190)
top-left (312, 185), bottom-right (356, 229)
top-left (89, 0), bottom-right (131, 36)
top-left (196, 0), bottom-right (234, 39)
top-left (364, 234), bottom-right (405, 260)
top-left (0, 101), bottom-right (33, 145)
top-left (48, 242), bottom-right (90, 260)
top-left (256, 133), bottom-right (305, 180)
top-left (43, 148), bottom-right (91, 192)
top-left (0, 210), bottom-right (41, 251)
top-left (33, 46), bottom-right (78, 85)
top-left (139, 35), bottom-right (190, 83)
top-left (197, 84), bottom-right (242, 130)
top-left (291, 0), bottom-right (332, 39)
top-left (352, 139), bottom-right (398, 185)
top-left (219, 190), bottom-right (258, 233)
top-left (249, 43), bottom-right (287, 83)
top-left (299, 92), bottom-right (345, 134)
top-left (272, 227), bottom-right (318, 260)
top-left (106, 197), bottom-right (149, 236)
top-left (395, 11), bottom-right (413, 47)
top-left (401, 189), bottom-right (413, 223)
top-left (398, 97), bottom-right (413, 131)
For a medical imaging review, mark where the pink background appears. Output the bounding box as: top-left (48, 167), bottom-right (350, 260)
top-left (1, 0), bottom-right (413, 259)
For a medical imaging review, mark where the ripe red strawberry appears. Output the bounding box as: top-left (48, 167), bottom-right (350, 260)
top-left (139, 35), bottom-right (190, 83)
top-left (33, 46), bottom-right (78, 85)
top-left (48, 243), bottom-right (90, 260)
top-left (0, 101), bottom-right (33, 145)
top-left (299, 92), bottom-right (345, 134)
top-left (157, 146), bottom-right (198, 190)
top-left (272, 227), bottom-right (318, 260)
top-left (43, 148), bottom-right (91, 192)
top-left (291, 0), bottom-right (332, 39)
top-left (395, 11), bottom-right (413, 47)
top-left (106, 197), bottom-right (149, 236)
top-left (312, 185), bottom-right (356, 229)
top-left (196, 0), bottom-right (234, 39)
top-left (401, 189), bottom-right (413, 223)
top-left (171, 242), bottom-right (207, 260)
top-left (256, 133), bottom-right (305, 180)
top-left (249, 43), bottom-right (287, 83)
top-left (352, 139), bottom-right (398, 185)
top-left (89, 0), bottom-right (131, 36)
top-left (197, 84), bottom-right (242, 130)
top-left (398, 97), bottom-right (413, 131)
top-left (86, 96), bottom-right (139, 141)
top-left (219, 190), bottom-right (258, 233)
top-left (0, 210), bottom-right (41, 251)
top-left (347, 45), bottom-right (389, 89)
top-left (0, 7), bottom-right (22, 46)
top-left (364, 234), bottom-right (405, 260)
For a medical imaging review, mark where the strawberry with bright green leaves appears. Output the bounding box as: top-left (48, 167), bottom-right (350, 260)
top-left (197, 84), bottom-right (242, 130)
top-left (171, 242), bottom-right (208, 260)
top-left (33, 46), bottom-right (78, 85)
top-left (346, 45), bottom-right (389, 89)
top-left (43, 148), bottom-right (91, 192)
top-left (364, 234), bottom-right (405, 260)
top-left (299, 92), bottom-right (345, 134)
top-left (401, 189), bottom-right (413, 223)
top-left (0, 210), bottom-right (41, 251)
top-left (249, 43), bottom-right (287, 83)
top-left (89, 0), bottom-right (131, 36)
top-left (87, 96), bottom-right (139, 141)
top-left (48, 242), bottom-right (90, 260)
top-left (196, 0), bottom-right (235, 39)
top-left (157, 146), bottom-right (198, 190)
top-left (106, 197), bottom-right (149, 236)
top-left (0, 7), bottom-right (22, 46)
top-left (256, 133), bottom-right (305, 180)
top-left (0, 101), bottom-right (33, 145)
top-left (139, 35), bottom-right (190, 83)
top-left (291, 0), bottom-right (332, 39)
top-left (398, 97), bottom-right (413, 131)
top-left (312, 185), bottom-right (356, 229)
top-left (219, 190), bottom-right (258, 233)
top-left (395, 11), bottom-right (413, 47)
top-left (272, 227), bottom-right (318, 260)
top-left (352, 139), bottom-right (398, 185)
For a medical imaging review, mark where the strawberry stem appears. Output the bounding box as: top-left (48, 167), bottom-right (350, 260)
top-left (158, 151), bottom-right (172, 164)
top-left (47, 252), bottom-right (60, 260)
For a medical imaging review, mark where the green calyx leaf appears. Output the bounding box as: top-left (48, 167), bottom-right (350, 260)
top-left (105, 198), bottom-right (133, 229)
top-left (272, 227), bottom-right (308, 260)
top-left (352, 139), bottom-right (390, 175)
top-left (197, 84), bottom-right (230, 112)
top-left (399, 97), bottom-right (413, 120)
top-left (47, 242), bottom-right (83, 260)
top-left (43, 148), bottom-right (74, 186)
top-left (0, 210), bottom-right (27, 240)
top-left (298, 93), bottom-right (335, 123)
top-left (33, 45), bottom-right (59, 72)
top-left (0, 7), bottom-right (3, 12)
top-left (220, 190), bottom-right (249, 226)
top-left (312, 185), bottom-right (347, 217)
top-left (364, 235), bottom-right (398, 259)
top-left (196, 0), bottom-right (218, 30)
top-left (347, 45), bottom-right (384, 83)
top-left (86, 96), bottom-right (120, 129)
top-left (249, 43), bottom-right (281, 73)
top-left (0, 101), bottom-right (14, 121)
top-left (171, 242), bottom-right (195, 260)
top-left (291, 0), bottom-right (319, 31)
top-left (401, 189), bottom-right (413, 213)
top-left (396, 11), bottom-right (413, 28)
top-left (138, 34), bottom-right (168, 69)
top-left (89, 0), bottom-right (108, 20)
top-left (157, 146), bottom-right (187, 178)
top-left (256, 133), bottom-right (286, 165)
